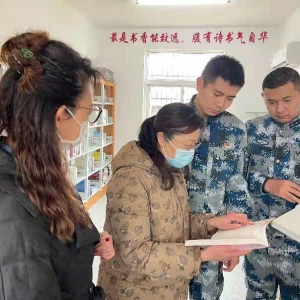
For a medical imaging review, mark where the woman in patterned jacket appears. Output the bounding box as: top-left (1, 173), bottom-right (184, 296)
top-left (98, 103), bottom-right (252, 300)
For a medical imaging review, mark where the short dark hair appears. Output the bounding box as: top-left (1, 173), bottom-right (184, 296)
top-left (201, 55), bottom-right (245, 88)
top-left (262, 67), bottom-right (300, 91)
top-left (138, 103), bottom-right (203, 190)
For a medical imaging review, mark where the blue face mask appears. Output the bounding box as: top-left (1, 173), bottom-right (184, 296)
top-left (163, 140), bottom-right (195, 169)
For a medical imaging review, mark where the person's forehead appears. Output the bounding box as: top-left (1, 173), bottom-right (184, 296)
top-left (264, 83), bottom-right (299, 97)
top-left (174, 133), bottom-right (199, 142)
top-left (207, 78), bottom-right (240, 93)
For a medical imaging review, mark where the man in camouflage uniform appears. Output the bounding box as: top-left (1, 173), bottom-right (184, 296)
top-left (188, 55), bottom-right (252, 300)
top-left (245, 67), bottom-right (300, 300)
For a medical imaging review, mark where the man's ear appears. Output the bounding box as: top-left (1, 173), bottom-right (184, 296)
top-left (196, 77), bottom-right (204, 92)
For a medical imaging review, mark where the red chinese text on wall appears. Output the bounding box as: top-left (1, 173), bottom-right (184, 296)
top-left (110, 31), bottom-right (269, 44)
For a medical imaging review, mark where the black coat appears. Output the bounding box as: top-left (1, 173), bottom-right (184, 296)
top-left (0, 147), bottom-right (105, 300)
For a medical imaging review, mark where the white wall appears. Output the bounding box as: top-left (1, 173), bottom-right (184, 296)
top-left (0, 0), bottom-right (104, 64)
top-left (0, 1), bottom-right (282, 153)
top-left (102, 27), bottom-right (279, 152)
top-left (279, 6), bottom-right (300, 47)
top-left (278, 6), bottom-right (300, 75)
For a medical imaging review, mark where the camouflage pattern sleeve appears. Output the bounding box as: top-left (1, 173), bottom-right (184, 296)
top-left (243, 143), bottom-right (251, 179)
top-left (247, 169), bottom-right (268, 195)
top-left (225, 124), bottom-right (253, 217)
top-left (108, 168), bottom-right (201, 280)
top-left (245, 120), bottom-right (269, 196)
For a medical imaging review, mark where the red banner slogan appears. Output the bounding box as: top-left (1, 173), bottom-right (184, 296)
top-left (110, 31), bottom-right (269, 44)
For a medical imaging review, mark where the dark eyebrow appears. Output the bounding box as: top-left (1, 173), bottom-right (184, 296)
top-left (214, 89), bottom-right (224, 95)
top-left (214, 89), bottom-right (236, 99)
top-left (266, 98), bottom-right (277, 102)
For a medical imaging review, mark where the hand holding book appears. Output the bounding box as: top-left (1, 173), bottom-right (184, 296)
top-left (200, 245), bottom-right (251, 263)
top-left (186, 219), bottom-right (274, 250)
top-left (207, 212), bottom-right (254, 232)
top-left (191, 213), bottom-right (255, 265)
top-left (188, 205), bottom-right (300, 265)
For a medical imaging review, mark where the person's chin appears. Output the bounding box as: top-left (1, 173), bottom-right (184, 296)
top-left (207, 109), bottom-right (222, 116)
top-left (274, 115), bottom-right (292, 124)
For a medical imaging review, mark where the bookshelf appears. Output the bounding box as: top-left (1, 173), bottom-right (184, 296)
top-left (67, 79), bottom-right (115, 209)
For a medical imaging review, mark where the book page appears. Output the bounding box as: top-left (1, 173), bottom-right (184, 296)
top-left (212, 219), bottom-right (273, 242)
top-left (271, 205), bottom-right (300, 243)
top-left (185, 219), bottom-right (274, 249)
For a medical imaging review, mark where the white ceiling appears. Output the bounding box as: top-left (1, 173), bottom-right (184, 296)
top-left (67, 0), bottom-right (300, 28)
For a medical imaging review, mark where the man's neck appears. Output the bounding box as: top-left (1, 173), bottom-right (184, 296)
top-left (278, 115), bottom-right (300, 127)
top-left (194, 94), bottom-right (206, 118)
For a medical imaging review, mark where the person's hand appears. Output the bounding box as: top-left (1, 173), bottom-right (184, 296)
top-left (94, 232), bottom-right (115, 260)
top-left (200, 245), bottom-right (251, 263)
top-left (223, 256), bottom-right (239, 272)
top-left (264, 179), bottom-right (300, 204)
top-left (207, 213), bottom-right (254, 231)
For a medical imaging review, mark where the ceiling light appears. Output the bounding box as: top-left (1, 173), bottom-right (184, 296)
top-left (136, 0), bottom-right (232, 5)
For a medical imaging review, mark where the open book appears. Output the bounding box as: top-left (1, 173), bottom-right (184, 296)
top-left (185, 219), bottom-right (274, 250)
top-left (271, 205), bottom-right (300, 243)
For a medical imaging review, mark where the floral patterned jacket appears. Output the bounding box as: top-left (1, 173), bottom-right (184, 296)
top-left (98, 141), bottom-right (213, 290)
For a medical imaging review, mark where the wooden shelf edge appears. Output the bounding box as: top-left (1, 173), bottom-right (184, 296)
top-left (99, 79), bottom-right (115, 87)
top-left (84, 186), bottom-right (107, 210)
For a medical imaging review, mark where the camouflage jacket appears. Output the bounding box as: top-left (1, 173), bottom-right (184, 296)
top-left (246, 115), bottom-right (300, 261)
top-left (188, 95), bottom-right (252, 217)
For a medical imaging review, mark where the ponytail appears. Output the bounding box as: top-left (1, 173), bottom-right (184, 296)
top-left (138, 115), bottom-right (177, 190)
top-left (138, 116), bottom-right (157, 154)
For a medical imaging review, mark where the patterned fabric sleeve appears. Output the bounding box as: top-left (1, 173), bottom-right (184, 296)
top-left (245, 120), bottom-right (268, 196)
top-left (189, 213), bottom-right (214, 240)
top-left (225, 125), bottom-right (253, 218)
top-left (107, 167), bottom-right (201, 280)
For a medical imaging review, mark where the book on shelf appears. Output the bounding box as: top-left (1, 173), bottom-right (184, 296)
top-left (67, 137), bottom-right (88, 159)
top-left (102, 109), bottom-right (108, 124)
top-left (69, 165), bottom-right (78, 184)
top-left (185, 219), bottom-right (274, 250)
top-left (68, 80), bottom-right (115, 203)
